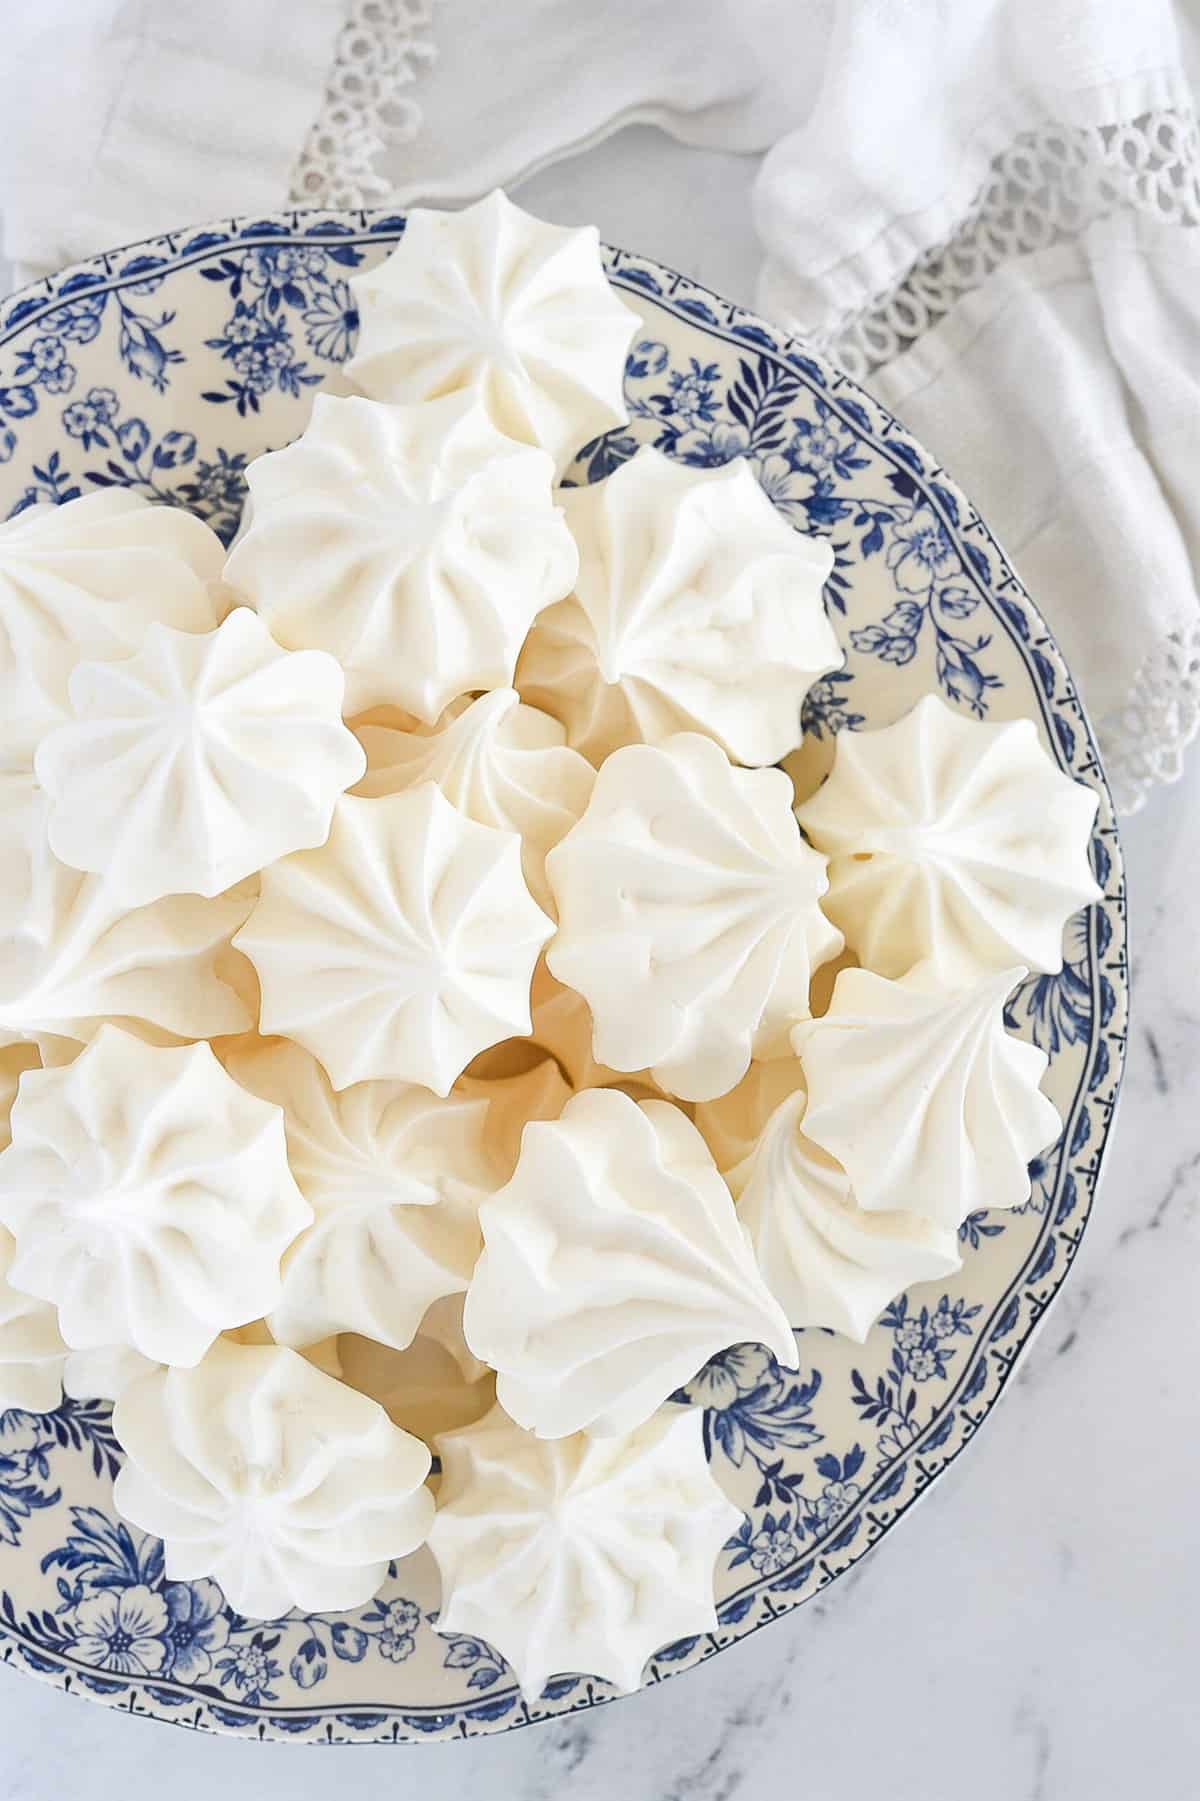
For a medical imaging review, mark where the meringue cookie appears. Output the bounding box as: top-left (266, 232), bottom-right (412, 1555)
top-left (728, 1089), bottom-right (961, 1338)
top-left (62, 1342), bottom-right (156, 1403)
top-left (795, 695), bottom-right (1101, 984)
top-left (0, 1026), bottom-right (311, 1365)
top-left (527, 959), bottom-right (643, 1090)
top-left (0, 804), bottom-right (254, 1049)
top-left (36, 610), bottom-right (365, 906)
top-left (0, 1225), bottom-right (67, 1412)
top-left (517, 447), bottom-right (840, 766)
top-left (456, 1054), bottom-right (572, 1176)
top-left (226, 1039), bottom-right (498, 1349)
top-left (0, 1042), bottom-right (38, 1150)
top-left (793, 965), bottom-right (1062, 1228)
top-left (235, 787), bottom-right (554, 1094)
top-left (546, 733), bottom-right (842, 1102)
top-left (113, 1339), bottom-right (434, 1618)
top-left (692, 1057), bottom-right (808, 1174)
top-left (355, 689), bottom-right (594, 914)
top-left (0, 490), bottom-right (222, 770)
top-left (430, 1402), bottom-right (740, 1698)
top-left (464, 1089), bottom-right (798, 1438)
top-left (340, 1296), bottom-right (496, 1445)
top-left (225, 391), bottom-right (578, 721)
top-left (347, 189), bottom-right (639, 470)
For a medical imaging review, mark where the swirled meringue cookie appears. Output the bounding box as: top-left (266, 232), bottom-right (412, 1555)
top-left (517, 448), bottom-right (840, 766)
top-left (113, 1339), bottom-right (434, 1618)
top-left (61, 1324), bottom-right (342, 1406)
top-left (226, 1039), bottom-right (498, 1349)
top-left (0, 490), bottom-right (222, 770)
top-left (795, 695), bottom-right (1101, 984)
top-left (0, 802), bottom-right (253, 1049)
top-left (455, 1054), bottom-right (572, 1176)
top-left (692, 1057), bottom-right (808, 1173)
top-left (355, 689), bottom-right (594, 914)
top-left (0, 1027), bottom-right (311, 1365)
top-left (225, 392), bottom-right (577, 721)
top-left (792, 964), bottom-right (1061, 1228)
top-left (464, 1089), bottom-right (797, 1438)
top-left (546, 733), bottom-right (842, 1102)
top-left (236, 787), bottom-right (553, 1094)
top-left (36, 610), bottom-right (364, 906)
top-left (340, 1295), bottom-right (496, 1446)
top-left (429, 1402), bottom-right (740, 1698)
top-left (0, 1225), bottom-right (67, 1411)
top-left (347, 189), bottom-right (639, 471)
top-left (728, 1090), bottom-right (961, 1338)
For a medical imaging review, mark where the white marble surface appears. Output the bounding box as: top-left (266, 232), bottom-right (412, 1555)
top-left (3, 127), bottom-right (1199, 1801)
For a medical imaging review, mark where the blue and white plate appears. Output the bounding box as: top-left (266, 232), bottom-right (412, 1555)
top-left (0, 212), bottom-right (1127, 1744)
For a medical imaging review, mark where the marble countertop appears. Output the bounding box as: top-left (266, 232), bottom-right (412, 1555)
top-left (3, 129), bottom-right (1198, 1801)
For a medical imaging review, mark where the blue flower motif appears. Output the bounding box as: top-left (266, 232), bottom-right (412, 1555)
top-left (71, 1583), bottom-right (170, 1676)
top-left (665, 359), bottom-right (721, 428)
top-left (691, 1345), bottom-right (821, 1469)
top-left (785, 416), bottom-right (855, 476)
top-left (885, 505), bottom-right (958, 594)
top-left (748, 1520), bottom-right (794, 1575)
top-left (907, 1348), bottom-right (941, 1381)
top-left (303, 281), bottom-right (359, 363)
top-left (27, 337), bottom-right (67, 375)
top-left (370, 1596), bottom-right (420, 1663)
top-left (162, 1579), bottom-right (230, 1679)
top-left (115, 417), bottom-right (151, 462)
top-left (62, 386), bottom-right (119, 448)
top-left (216, 1634), bottom-right (283, 1702)
top-left (814, 1479), bottom-right (861, 1525)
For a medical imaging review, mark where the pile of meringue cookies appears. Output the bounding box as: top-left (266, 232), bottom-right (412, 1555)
top-left (0, 193), bottom-right (1102, 1701)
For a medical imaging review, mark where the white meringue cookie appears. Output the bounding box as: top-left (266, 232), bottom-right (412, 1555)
top-left (430, 1402), bottom-right (740, 1698)
top-left (795, 695), bottom-right (1102, 984)
top-left (546, 733), bottom-right (842, 1103)
top-left (62, 1342), bottom-right (156, 1403)
top-left (355, 689), bottom-right (595, 916)
top-left (464, 1089), bottom-right (798, 1438)
top-left (793, 964), bottom-right (1062, 1228)
top-left (0, 803), bottom-right (254, 1049)
top-left (0, 1225), bottom-right (67, 1412)
top-left (692, 1057), bottom-right (808, 1174)
top-left (0, 491), bottom-right (222, 771)
top-left (340, 1295), bottom-right (496, 1445)
top-left (113, 1339), bottom-right (434, 1619)
top-left (226, 1039), bottom-right (498, 1350)
top-left (0, 1026), bottom-right (311, 1365)
top-left (728, 1089), bottom-right (961, 1339)
top-left (455, 1054), bottom-right (572, 1176)
top-left (235, 787), bottom-right (554, 1095)
top-left (36, 610), bottom-right (364, 906)
top-left (347, 189), bottom-right (639, 471)
top-left (526, 959), bottom-right (645, 1091)
top-left (225, 391), bottom-right (578, 721)
top-left (517, 447), bottom-right (840, 766)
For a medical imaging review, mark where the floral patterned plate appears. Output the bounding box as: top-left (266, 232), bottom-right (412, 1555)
top-left (0, 211), bottom-right (1127, 1744)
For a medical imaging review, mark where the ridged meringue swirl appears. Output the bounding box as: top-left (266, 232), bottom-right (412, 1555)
top-left (347, 189), bottom-right (640, 471)
top-left (225, 391), bottom-right (578, 720)
top-left (355, 688), bottom-right (594, 914)
top-left (429, 1403), bottom-right (741, 1698)
top-left (0, 1224), bottom-right (67, 1412)
top-left (235, 787), bottom-right (554, 1094)
top-left (792, 964), bottom-right (1062, 1227)
top-left (464, 1089), bottom-right (798, 1438)
top-left (113, 1339), bottom-right (434, 1618)
top-left (0, 489), bottom-right (222, 770)
top-left (728, 1089), bottom-right (962, 1339)
top-left (795, 694), bottom-right (1101, 984)
top-left (517, 447), bottom-right (840, 766)
top-left (0, 1027), bottom-right (312, 1365)
top-left (227, 1039), bottom-right (499, 1350)
top-left (546, 732), bottom-right (842, 1102)
top-left (35, 609), bottom-right (365, 906)
top-left (0, 797), bottom-right (253, 1052)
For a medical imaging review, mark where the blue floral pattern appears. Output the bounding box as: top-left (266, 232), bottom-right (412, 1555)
top-left (0, 210), bottom-right (1126, 1744)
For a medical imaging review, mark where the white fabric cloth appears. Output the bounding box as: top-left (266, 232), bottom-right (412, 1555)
top-left (1, 0), bottom-right (1198, 810)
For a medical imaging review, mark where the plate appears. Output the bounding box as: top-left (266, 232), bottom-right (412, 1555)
top-left (0, 211), bottom-right (1127, 1744)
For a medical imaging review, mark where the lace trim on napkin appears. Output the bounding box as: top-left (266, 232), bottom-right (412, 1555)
top-left (288, 0), bottom-right (437, 209)
top-left (815, 109), bottom-right (1200, 815)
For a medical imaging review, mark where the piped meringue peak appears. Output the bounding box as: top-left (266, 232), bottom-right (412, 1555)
top-left (225, 391), bottom-right (578, 720)
top-left (347, 189), bottom-right (640, 470)
top-left (0, 192), bottom-right (1101, 1659)
top-left (795, 694), bottom-right (1101, 984)
top-left (234, 786), bottom-right (554, 1095)
top-left (517, 446), bottom-right (841, 766)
